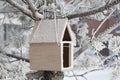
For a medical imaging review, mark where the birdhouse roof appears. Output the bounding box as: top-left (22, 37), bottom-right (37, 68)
top-left (30, 18), bottom-right (73, 43)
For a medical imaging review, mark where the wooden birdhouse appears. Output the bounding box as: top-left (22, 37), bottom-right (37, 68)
top-left (30, 18), bottom-right (74, 71)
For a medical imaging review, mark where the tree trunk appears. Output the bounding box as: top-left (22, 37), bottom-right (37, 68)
top-left (26, 71), bottom-right (64, 80)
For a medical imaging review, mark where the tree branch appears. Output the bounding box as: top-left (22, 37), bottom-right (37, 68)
top-left (92, 8), bottom-right (115, 39)
top-left (5, 0), bottom-right (43, 20)
top-left (67, 0), bottom-right (120, 19)
top-left (66, 69), bottom-right (102, 77)
top-left (24, 0), bottom-right (43, 20)
top-left (0, 51), bottom-right (29, 62)
top-left (5, 0), bottom-right (120, 20)
top-left (5, 53), bottom-right (30, 62)
top-left (24, 0), bottom-right (37, 12)
top-left (5, 0), bottom-right (33, 19)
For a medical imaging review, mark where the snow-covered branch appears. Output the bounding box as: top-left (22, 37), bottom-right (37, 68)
top-left (4, 0), bottom-right (120, 20)
top-left (92, 8), bottom-right (115, 39)
top-left (24, 0), bottom-right (43, 20)
top-left (5, 0), bottom-right (32, 18)
top-left (5, 0), bottom-right (43, 20)
top-left (0, 51), bottom-right (29, 62)
top-left (98, 22), bottom-right (120, 38)
top-left (67, 0), bottom-right (120, 19)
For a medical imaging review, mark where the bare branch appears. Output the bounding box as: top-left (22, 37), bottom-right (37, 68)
top-left (67, 0), bottom-right (120, 19)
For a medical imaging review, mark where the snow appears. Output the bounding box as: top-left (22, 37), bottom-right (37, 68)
top-left (74, 48), bottom-right (100, 68)
top-left (85, 69), bottom-right (112, 80)
top-left (92, 41), bottom-right (106, 51)
top-left (0, 14), bottom-right (4, 18)
top-left (64, 68), bottom-right (113, 80)
top-left (10, 18), bottom-right (22, 25)
top-left (0, 60), bottom-right (30, 80)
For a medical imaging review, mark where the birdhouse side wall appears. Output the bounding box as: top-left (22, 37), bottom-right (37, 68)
top-left (30, 43), bottom-right (62, 71)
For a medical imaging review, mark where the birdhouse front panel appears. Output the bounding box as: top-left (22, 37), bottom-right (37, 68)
top-left (30, 18), bottom-right (74, 71)
top-left (30, 43), bottom-right (62, 71)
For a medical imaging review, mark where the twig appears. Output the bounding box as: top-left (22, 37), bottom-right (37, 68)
top-left (79, 69), bottom-right (102, 76)
top-left (81, 76), bottom-right (87, 80)
top-left (71, 70), bottom-right (79, 80)
top-left (66, 68), bottom-right (103, 77)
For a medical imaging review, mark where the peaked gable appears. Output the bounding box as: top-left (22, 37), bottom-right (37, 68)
top-left (30, 18), bottom-right (72, 43)
top-left (62, 26), bottom-right (72, 41)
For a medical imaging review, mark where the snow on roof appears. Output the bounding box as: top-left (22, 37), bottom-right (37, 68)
top-left (30, 18), bottom-right (72, 43)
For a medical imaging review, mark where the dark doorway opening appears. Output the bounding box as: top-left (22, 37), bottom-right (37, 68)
top-left (63, 43), bottom-right (70, 67)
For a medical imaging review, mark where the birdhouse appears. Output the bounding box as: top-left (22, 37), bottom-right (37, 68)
top-left (30, 18), bottom-right (74, 71)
